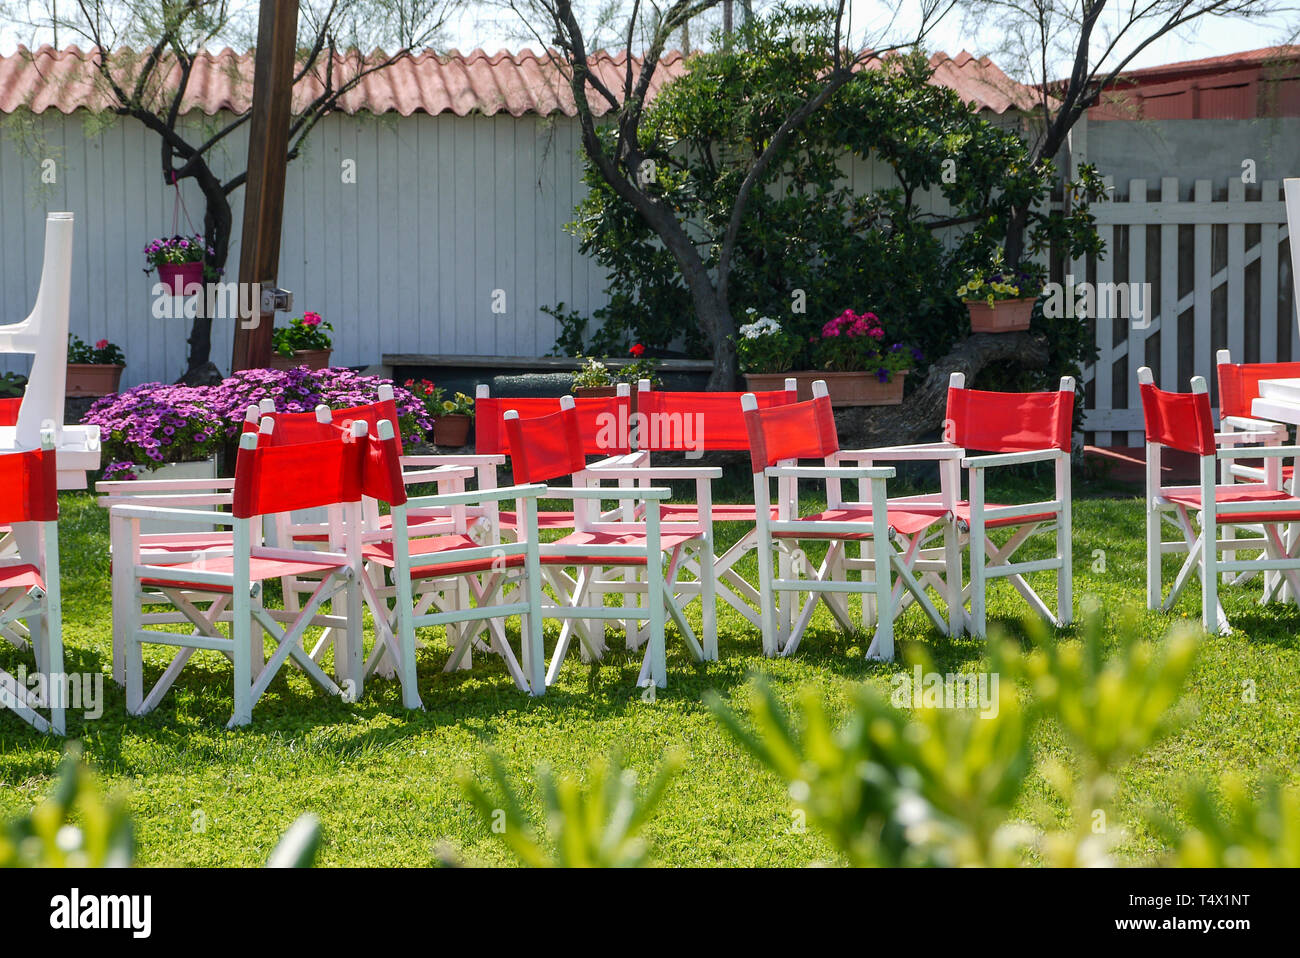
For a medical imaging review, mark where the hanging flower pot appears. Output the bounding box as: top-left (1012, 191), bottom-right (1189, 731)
top-left (155, 261), bottom-right (205, 296)
top-left (965, 297), bottom-right (1036, 333)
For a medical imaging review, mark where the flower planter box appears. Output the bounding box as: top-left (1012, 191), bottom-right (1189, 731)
top-left (432, 414), bottom-right (472, 447)
top-left (66, 363), bottom-right (124, 397)
top-left (746, 370), bottom-right (906, 406)
top-left (124, 457), bottom-right (220, 536)
top-left (269, 349), bottom-right (332, 371)
top-left (156, 262), bottom-right (205, 296)
top-left (965, 297), bottom-right (1036, 333)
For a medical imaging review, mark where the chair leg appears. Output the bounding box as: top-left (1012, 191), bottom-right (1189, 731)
top-left (756, 533), bottom-right (778, 657)
top-left (700, 538), bottom-right (718, 661)
top-left (644, 557), bottom-right (667, 688)
top-left (943, 519), bottom-right (964, 636)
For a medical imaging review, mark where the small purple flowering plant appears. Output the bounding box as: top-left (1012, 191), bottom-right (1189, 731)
top-left (86, 367), bottom-right (434, 478)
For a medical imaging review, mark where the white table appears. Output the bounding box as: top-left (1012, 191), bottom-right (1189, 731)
top-left (1252, 377), bottom-right (1300, 425)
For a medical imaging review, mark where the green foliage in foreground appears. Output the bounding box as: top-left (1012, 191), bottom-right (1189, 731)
top-left (1, 749), bottom-right (321, 868)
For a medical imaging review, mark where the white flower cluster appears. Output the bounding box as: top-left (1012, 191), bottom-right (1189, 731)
top-left (739, 312), bottom-right (782, 339)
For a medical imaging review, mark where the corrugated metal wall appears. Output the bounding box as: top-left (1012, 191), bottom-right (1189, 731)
top-left (0, 107), bottom-right (966, 387)
top-left (0, 110), bottom-right (611, 386)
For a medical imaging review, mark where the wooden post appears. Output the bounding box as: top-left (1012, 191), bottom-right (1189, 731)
top-left (231, 0), bottom-right (300, 372)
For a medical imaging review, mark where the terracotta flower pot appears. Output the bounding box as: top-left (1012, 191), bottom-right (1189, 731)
top-left (156, 262), bottom-right (205, 296)
top-left (269, 349), bottom-right (331, 371)
top-left (966, 297), bottom-right (1036, 333)
top-left (746, 370), bottom-right (906, 406)
top-left (66, 363), bottom-right (124, 397)
top-left (432, 414), bottom-right (472, 447)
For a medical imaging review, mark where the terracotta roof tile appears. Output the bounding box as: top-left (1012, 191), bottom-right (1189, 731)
top-left (0, 44), bottom-right (1035, 117)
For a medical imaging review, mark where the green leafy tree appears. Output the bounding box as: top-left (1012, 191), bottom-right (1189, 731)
top-left (556, 5), bottom-right (1104, 415)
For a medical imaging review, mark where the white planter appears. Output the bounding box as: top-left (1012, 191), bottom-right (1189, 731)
top-left (127, 457), bottom-right (220, 535)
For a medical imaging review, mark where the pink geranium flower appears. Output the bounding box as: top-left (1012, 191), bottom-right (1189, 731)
top-left (302, 311), bottom-right (322, 327)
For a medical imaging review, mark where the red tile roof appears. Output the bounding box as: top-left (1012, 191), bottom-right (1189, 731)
top-left (0, 45), bottom-right (1036, 117)
top-left (1110, 45), bottom-right (1300, 82)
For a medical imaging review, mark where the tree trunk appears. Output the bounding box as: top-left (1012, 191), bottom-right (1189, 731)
top-left (184, 175), bottom-right (233, 377)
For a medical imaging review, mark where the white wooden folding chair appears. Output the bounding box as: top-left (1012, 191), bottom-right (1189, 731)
top-left (896, 373), bottom-right (1076, 639)
top-left (351, 418), bottom-right (549, 700)
top-left (743, 382), bottom-right (951, 661)
top-left (503, 397), bottom-right (709, 688)
top-left (110, 419), bottom-right (367, 726)
top-left (1214, 349), bottom-right (1297, 587)
top-left (606, 378), bottom-right (796, 658)
top-left (1140, 367), bottom-right (1300, 633)
top-left (0, 432), bottom-right (65, 734)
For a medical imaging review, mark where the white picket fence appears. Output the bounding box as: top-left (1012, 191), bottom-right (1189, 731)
top-left (1080, 176), bottom-right (1297, 447)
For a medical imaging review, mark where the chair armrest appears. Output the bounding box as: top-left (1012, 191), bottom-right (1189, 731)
top-left (1221, 415), bottom-right (1286, 433)
top-left (1215, 430), bottom-right (1285, 447)
top-left (100, 493), bottom-right (232, 509)
top-left (835, 443), bottom-right (965, 463)
top-left (545, 486), bottom-right (673, 501)
top-left (400, 454), bottom-right (505, 468)
top-left (400, 465), bottom-right (476, 484)
top-left (765, 465), bottom-right (896, 480)
top-left (96, 477), bottom-right (235, 494)
top-left (962, 448), bottom-right (1064, 469)
top-left (586, 466), bottom-right (723, 480)
top-left (1216, 444), bottom-right (1300, 461)
top-left (404, 483), bottom-right (546, 510)
top-left (108, 505), bottom-right (237, 526)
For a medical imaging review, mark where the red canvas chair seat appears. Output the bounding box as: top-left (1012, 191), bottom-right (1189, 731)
top-left (545, 528), bottom-right (703, 563)
top-left (140, 554), bottom-right (349, 591)
top-left (1159, 485), bottom-right (1300, 524)
top-left (659, 502), bottom-right (779, 523)
top-left (363, 532), bottom-right (528, 579)
top-left (0, 563), bottom-right (43, 591)
top-left (772, 507), bottom-right (941, 540)
top-left (497, 509), bottom-right (578, 531)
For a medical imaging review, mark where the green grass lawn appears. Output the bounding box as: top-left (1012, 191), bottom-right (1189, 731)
top-left (1, 470), bottom-right (1298, 866)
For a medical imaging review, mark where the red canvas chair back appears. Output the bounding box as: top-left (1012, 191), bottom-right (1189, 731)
top-left (243, 399), bottom-right (405, 452)
top-left (1139, 381), bottom-right (1215, 457)
top-left (638, 388), bottom-right (796, 452)
top-left (743, 395), bottom-right (839, 472)
top-left (945, 386), bottom-right (1073, 453)
top-left (477, 394), bottom-right (631, 456)
top-left (503, 405), bottom-right (587, 483)
top-left (233, 429), bottom-right (363, 519)
top-left (1216, 360), bottom-right (1300, 419)
top-left (0, 397), bottom-right (20, 427)
top-left (361, 424), bottom-right (408, 507)
top-left (0, 446), bottom-right (58, 523)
